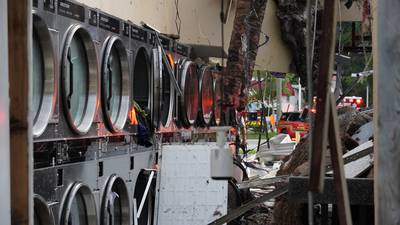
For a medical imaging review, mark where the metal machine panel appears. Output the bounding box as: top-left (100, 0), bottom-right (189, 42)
top-left (155, 144), bottom-right (228, 225)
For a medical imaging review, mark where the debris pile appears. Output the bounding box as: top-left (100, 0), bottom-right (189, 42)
top-left (272, 107), bottom-right (374, 225)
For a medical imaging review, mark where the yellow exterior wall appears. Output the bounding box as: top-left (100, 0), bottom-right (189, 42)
top-left (79, 0), bottom-right (293, 72)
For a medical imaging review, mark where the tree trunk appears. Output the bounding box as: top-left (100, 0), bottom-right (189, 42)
top-left (224, 0), bottom-right (268, 111)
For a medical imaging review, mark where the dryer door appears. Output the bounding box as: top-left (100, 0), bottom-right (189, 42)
top-left (34, 195), bottom-right (55, 225)
top-left (61, 26), bottom-right (98, 135)
top-left (199, 66), bottom-right (214, 126)
top-left (178, 60), bottom-right (199, 128)
top-left (101, 175), bottom-right (131, 225)
top-left (32, 14), bottom-right (56, 137)
top-left (60, 183), bottom-right (98, 225)
top-left (101, 37), bottom-right (130, 132)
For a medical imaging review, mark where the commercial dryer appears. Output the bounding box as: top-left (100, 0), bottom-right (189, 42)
top-left (174, 43), bottom-right (200, 129)
top-left (56, 0), bottom-right (99, 138)
top-left (157, 35), bottom-right (176, 131)
top-left (32, 0), bottom-right (57, 139)
top-left (130, 24), bottom-right (161, 130)
top-left (32, 2), bottom-right (58, 224)
top-left (33, 1), bottom-right (101, 225)
top-left (97, 10), bottom-right (131, 135)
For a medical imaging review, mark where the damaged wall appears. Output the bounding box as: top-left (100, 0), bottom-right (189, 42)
top-left (80, 0), bottom-right (292, 72)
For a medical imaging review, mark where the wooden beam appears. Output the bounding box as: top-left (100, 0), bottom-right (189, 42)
top-left (8, 0), bottom-right (32, 224)
top-left (309, 0), bottom-right (339, 192)
top-left (328, 93), bottom-right (352, 225)
top-left (373, 0), bottom-right (400, 224)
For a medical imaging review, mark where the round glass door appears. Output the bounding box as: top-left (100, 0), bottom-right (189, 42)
top-left (179, 61), bottom-right (199, 128)
top-left (199, 66), bottom-right (214, 126)
top-left (34, 195), bottom-right (55, 225)
top-left (61, 26), bottom-right (98, 134)
top-left (101, 37), bottom-right (130, 132)
top-left (32, 15), bottom-right (55, 137)
top-left (61, 183), bottom-right (97, 225)
top-left (101, 175), bottom-right (130, 225)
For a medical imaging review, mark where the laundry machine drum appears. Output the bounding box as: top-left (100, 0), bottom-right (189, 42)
top-left (61, 183), bottom-right (97, 225)
top-left (34, 195), bottom-right (55, 225)
top-left (101, 37), bottom-right (130, 132)
top-left (132, 47), bottom-right (150, 111)
top-left (101, 175), bottom-right (130, 225)
top-left (179, 61), bottom-right (199, 127)
top-left (32, 15), bottom-right (55, 137)
top-left (61, 26), bottom-right (98, 134)
top-left (199, 66), bottom-right (214, 126)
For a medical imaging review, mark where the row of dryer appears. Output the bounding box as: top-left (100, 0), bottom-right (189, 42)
top-left (33, 1), bottom-right (158, 223)
top-left (32, 1), bottom-right (225, 225)
top-left (33, 0), bottom-right (224, 143)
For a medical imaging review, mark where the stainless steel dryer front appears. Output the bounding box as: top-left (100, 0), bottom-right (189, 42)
top-left (33, 1), bottom-right (100, 225)
top-left (97, 10), bottom-right (131, 134)
top-left (32, 1), bottom-right (58, 224)
top-left (56, 0), bottom-right (99, 138)
top-left (130, 24), bottom-right (161, 129)
top-left (32, 0), bottom-right (57, 139)
top-left (173, 42), bottom-right (199, 129)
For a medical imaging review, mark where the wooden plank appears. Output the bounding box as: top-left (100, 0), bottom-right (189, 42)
top-left (373, 0), bottom-right (400, 224)
top-left (238, 175), bottom-right (289, 189)
top-left (8, 0), bottom-right (32, 225)
top-left (328, 94), bottom-right (353, 225)
top-left (208, 186), bottom-right (288, 225)
top-left (0, 0), bottom-right (11, 223)
top-left (309, 0), bottom-right (339, 192)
